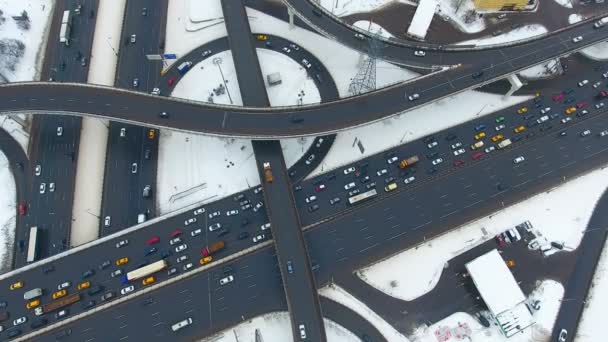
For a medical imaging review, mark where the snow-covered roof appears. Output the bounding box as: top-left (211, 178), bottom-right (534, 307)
top-left (465, 249), bottom-right (526, 315)
top-left (407, 0), bottom-right (438, 40)
top-left (496, 302), bottom-right (535, 337)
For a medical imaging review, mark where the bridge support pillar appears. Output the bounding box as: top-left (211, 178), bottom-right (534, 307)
top-left (504, 74), bottom-right (523, 98)
top-left (288, 8), bottom-right (295, 29)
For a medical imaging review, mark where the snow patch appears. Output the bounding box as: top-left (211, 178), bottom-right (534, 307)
top-left (353, 20), bottom-right (395, 38)
top-left (553, 0), bottom-right (573, 9)
top-left (0, 150), bottom-right (15, 273)
top-left (518, 59), bottom-right (561, 80)
top-left (457, 24), bottom-right (547, 46)
top-left (356, 166), bottom-right (608, 301)
top-left (568, 13), bottom-right (583, 24)
top-left (580, 42), bottom-right (608, 62)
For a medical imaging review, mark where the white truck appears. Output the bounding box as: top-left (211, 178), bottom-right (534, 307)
top-left (59, 10), bottom-right (71, 46)
top-left (497, 139), bottom-right (512, 149)
top-left (594, 17), bottom-right (608, 28)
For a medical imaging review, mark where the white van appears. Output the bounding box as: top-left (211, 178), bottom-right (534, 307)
top-left (171, 318), bottom-right (193, 332)
top-left (23, 288), bottom-right (43, 300)
top-left (137, 213), bottom-right (147, 224)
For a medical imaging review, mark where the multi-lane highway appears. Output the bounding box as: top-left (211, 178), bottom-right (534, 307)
top-left (2, 16), bottom-right (608, 137)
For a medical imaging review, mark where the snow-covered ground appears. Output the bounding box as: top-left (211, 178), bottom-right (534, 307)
top-left (0, 150), bottom-right (15, 273)
top-left (518, 59), bottom-right (561, 80)
top-left (0, 0), bottom-right (53, 153)
top-left (198, 311), bottom-right (359, 342)
top-left (411, 280), bottom-right (563, 342)
top-left (580, 42), bottom-right (608, 62)
top-left (320, 283), bottom-right (411, 342)
top-left (457, 24), bottom-right (547, 46)
top-left (578, 232), bottom-right (608, 341)
top-left (353, 20), bottom-right (395, 39)
top-left (568, 13), bottom-right (583, 24)
top-left (356, 165), bottom-right (608, 301)
top-left (553, 0), bottom-right (573, 9)
top-left (308, 90), bottom-right (530, 178)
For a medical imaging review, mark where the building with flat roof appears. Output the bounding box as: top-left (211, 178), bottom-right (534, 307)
top-left (473, 0), bottom-right (528, 11)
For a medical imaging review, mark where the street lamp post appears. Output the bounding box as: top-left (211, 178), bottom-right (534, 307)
top-left (213, 57), bottom-right (233, 104)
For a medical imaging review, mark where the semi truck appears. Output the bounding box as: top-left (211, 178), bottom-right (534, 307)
top-left (398, 155), bottom-right (419, 169)
top-left (177, 61), bottom-right (193, 75)
top-left (263, 162), bottom-right (273, 183)
top-left (201, 240), bottom-right (225, 257)
top-left (35, 293), bottom-right (81, 316)
top-left (497, 139), bottom-right (512, 149)
top-left (59, 10), bottom-right (71, 46)
top-left (594, 17), bottom-right (608, 28)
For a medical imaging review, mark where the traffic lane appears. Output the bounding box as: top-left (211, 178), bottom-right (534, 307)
top-left (34, 248), bottom-right (287, 342)
top-left (304, 111), bottom-right (608, 285)
top-left (289, 134), bottom-right (337, 184)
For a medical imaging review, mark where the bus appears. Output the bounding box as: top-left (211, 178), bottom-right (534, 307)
top-left (26, 226), bottom-right (38, 263)
top-left (122, 259), bottom-right (167, 284)
top-left (348, 189), bottom-right (378, 205)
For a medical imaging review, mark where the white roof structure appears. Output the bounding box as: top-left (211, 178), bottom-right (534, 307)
top-left (406, 0), bottom-right (438, 40)
top-left (465, 249), bottom-right (525, 315)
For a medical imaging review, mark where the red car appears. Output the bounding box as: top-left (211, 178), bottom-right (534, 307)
top-left (576, 101), bottom-right (588, 109)
top-left (495, 234), bottom-right (506, 248)
top-left (599, 90), bottom-right (608, 98)
top-left (314, 184), bottom-right (326, 192)
top-left (170, 229), bottom-right (183, 238)
top-left (472, 152), bottom-right (484, 160)
top-left (168, 77), bottom-right (177, 86)
top-left (18, 203), bottom-right (26, 216)
top-left (146, 236), bottom-right (160, 245)
top-left (551, 93), bottom-right (564, 102)
top-left (453, 160), bottom-right (465, 167)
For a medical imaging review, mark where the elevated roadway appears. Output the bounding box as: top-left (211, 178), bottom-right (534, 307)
top-left (2, 16), bottom-right (608, 137)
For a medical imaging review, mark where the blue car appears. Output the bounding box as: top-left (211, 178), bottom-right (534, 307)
top-left (474, 124), bottom-right (486, 132)
top-left (145, 247), bottom-right (157, 256)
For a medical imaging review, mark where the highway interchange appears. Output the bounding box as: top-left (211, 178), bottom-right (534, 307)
top-left (2, 0), bottom-right (608, 341)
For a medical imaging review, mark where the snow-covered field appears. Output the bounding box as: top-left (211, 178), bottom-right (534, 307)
top-left (0, 150), bottom-right (15, 273)
top-left (308, 90), bottom-right (530, 178)
top-left (518, 59), bottom-right (561, 80)
top-left (0, 0), bottom-right (53, 153)
top-left (457, 24), bottom-right (547, 46)
top-left (198, 311), bottom-right (359, 342)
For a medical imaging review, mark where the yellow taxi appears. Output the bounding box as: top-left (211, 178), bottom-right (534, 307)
top-left (255, 34), bottom-right (268, 41)
top-left (9, 281), bottom-right (23, 290)
top-left (474, 132), bottom-right (486, 140)
top-left (77, 281), bottom-right (91, 290)
top-left (491, 134), bottom-right (504, 142)
top-left (148, 129), bottom-right (155, 139)
top-left (199, 256), bottom-right (213, 265)
top-left (565, 107), bottom-right (577, 114)
top-left (516, 107), bottom-right (528, 114)
top-left (115, 257), bottom-right (129, 266)
top-left (142, 276), bottom-right (155, 286)
top-left (26, 299), bottom-right (40, 310)
top-left (514, 125), bottom-right (526, 133)
top-left (53, 289), bottom-right (67, 300)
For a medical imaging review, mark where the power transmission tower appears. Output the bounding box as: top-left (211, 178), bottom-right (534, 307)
top-left (348, 24), bottom-right (382, 96)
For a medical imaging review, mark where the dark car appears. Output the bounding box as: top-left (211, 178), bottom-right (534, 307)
top-left (472, 71), bottom-right (484, 79)
top-left (144, 149), bottom-right (151, 160)
top-left (308, 204), bottom-right (319, 213)
top-left (238, 231), bottom-right (250, 240)
top-left (99, 260), bottom-right (111, 270)
top-left (82, 269), bottom-right (95, 279)
top-left (326, 172), bottom-right (336, 180)
top-left (445, 133), bottom-right (457, 141)
top-left (160, 250), bottom-right (172, 259)
top-left (512, 136), bottom-right (522, 142)
top-left (81, 300), bottom-right (96, 310)
top-left (88, 286), bottom-right (104, 296)
top-left (101, 291), bottom-right (115, 302)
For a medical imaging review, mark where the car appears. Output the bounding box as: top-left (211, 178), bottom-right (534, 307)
top-left (99, 260), bottom-right (111, 269)
top-left (600, 130), bottom-right (608, 137)
top-left (576, 110), bottom-right (589, 118)
top-left (432, 158), bottom-right (443, 165)
top-left (132, 78), bottom-right (139, 88)
top-left (536, 115), bottom-right (549, 124)
top-left (328, 196), bottom-right (341, 205)
top-left (131, 163), bottom-right (138, 174)
top-left (552, 93), bottom-right (565, 102)
top-left (540, 107), bottom-right (551, 114)
top-left (565, 106), bottom-right (576, 114)
top-left (253, 234), bottom-right (266, 243)
top-left (238, 232), bottom-right (250, 240)
top-left (450, 142), bottom-right (462, 149)
top-left (348, 188), bottom-right (360, 196)
top-left (142, 276), bottom-right (155, 286)
top-left (474, 124), bottom-right (486, 132)
top-left (299, 324), bottom-right (307, 339)
top-left (286, 260), bottom-right (294, 274)
top-left (314, 184), bottom-right (326, 192)
top-left (82, 269), bottom-right (94, 278)
top-left (564, 97), bottom-right (575, 104)
top-left (26, 299), bottom-right (40, 309)
top-left (485, 146), bottom-right (496, 154)
top-left (39, 182), bottom-right (46, 194)
top-left (104, 216), bottom-right (111, 227)
top-left (175, 244), bottom-right (188, 253)
top-left (226, 209), bottom-right (239, 217)
top-left (110, 269), bottom-right (122, 278)
top-left (208, 223), bottom-right (222, 231)
top-left (167, 267), bottom-right (178, 276)
top-left (384, 176), bottom-right (396, 184)
top-left (495, 116), bottom-right (505, 123)
top-left (49, 182), bottom-right (55, 192)
top-left (491, 134), bottom-right (504, 142)
top-left (219, 275), bottom-right (235, 286)
top-left (308, 204), bottom-right (319, 212)
top-left (495, 124), bottom-right (506, 131)
top-left (55, 125), bottom-right (64, 136)
top-left (148, 129), bottom-right (156, 139)
top-left (470, 141), bottom-right (484, 150)
top-left (184, 218), bottom-right (196, 226)
top-left (561, 117), bottom-right (572, 124)
top-left (159, 110), bottom-right (168, 118)
top-left (427, 141), bottom-right (438, 149)
top-left (101, 291), bottom-right (115, 302)
top-left (343, 166), bottom-right (356, 175)
top-left (596, 102), bottom-right (605, 109)
top-left (453, 148), bottom-right (465, 156)
top-left (115, 257), bottom-right (129, 266)
top-left (376, 169), bottom-right (388, 176)
top-left (56, 309), bottom-right (68, 319)
top-left (558, 329), bottom-right (567, 342)
top-left (130, 34), bottom-right (136, 43)
top-left (474, 132), bottom-right (486, 140)
top-left (305, 154), bottom-right (315, 165)
top-left (201, 50), bottom-right (213, 59)
top-left (120, 286), bottom-right (135, 295)
top-left (514, 125), bottom-right (526, 133)
top-left (360, 175), bottom-right (371, 184)
top-left (176, 255), bottom-right (188, 263)
top-left (523, 114), bottom-right (535, 121)
top-left (408, 93), bottom-right (420, 101)
top-left (344, 182), bottom-right (356, 190)
top-left (580, 129), bottom-right (591, 137)
top-left (549, 112), bottom-right (560, 120)
top-left (593, 81), bottom-right (602, 88)
top-left (472, 152), bottom-right (484, 160)
top-left (578, 79), bottom-right (589, 87)
top-left (305, 195), bottom-right (317, 203)
top-left (366, 181), bottom-right (377, 189)
top-left (208, 211), bottom-right (221, 219)
top-left (517, 107), bottom-right (528, 114)
top-left (253, 201), bottom-right (264, 212)
top-left (453, 160), bottom-right (465, 167)
top-left (80, 57), bottom-right (87, 67)
top-left (77, 281), bottom-right (90, 290)
top-left (281, 46), bottom-right (291, 53)
top-left (190, 228), bottom-right (202, 237)
top-left (301, 59), bottom-right (312, 69)
top-left (472, 71), bottom-right (484, 78)
top-left (146, 236), bottom-right (160, 245)
top-left (404, 176), bottom-right (415, 184)
top-left (193, 208), bottom-right (205, 216)
top-left (387, 156), bottom-right (399, 164)
top-left (572, 35), bottom-right (583, 43)
top-left (261, 223), bottom-right (271, 231)
top-left (254, 186), bottom-right (263, 194)
top-left (199, 256), bottom-right (213, 265)
top-left (115, 239), bottom-right (129, 248)
top-left (13, 317), bottom-right (27, 326)
top-left (414, 50), bottom-right (425, 57)
top-left (53, 290), bottom-right (67, 300)
top-left (513, 156), bottom-right (525, 164)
